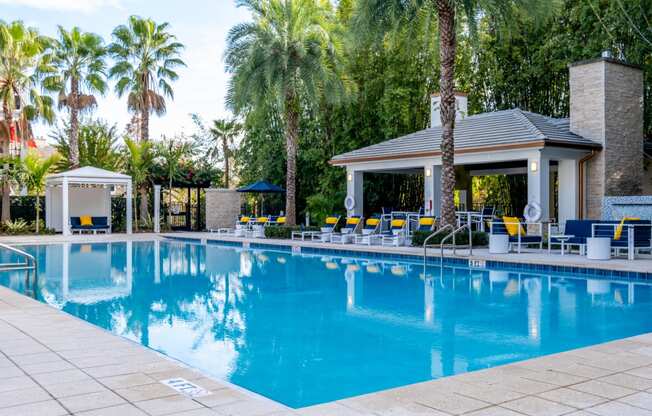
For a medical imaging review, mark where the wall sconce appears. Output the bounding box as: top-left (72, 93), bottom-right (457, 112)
top-left (425, 168), bottom-right (432, 177)
top-left (347, 173), bottom-right (353, 181)
top-left (530, 161), bottom-right (538, 173)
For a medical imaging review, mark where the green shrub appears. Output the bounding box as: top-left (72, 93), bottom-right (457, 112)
top-left (412, 230), bottom-right (488, 247)
top-left (264, 225), bottom-right (320, 239)
top-left (2, 219), bottom-right (30, 235)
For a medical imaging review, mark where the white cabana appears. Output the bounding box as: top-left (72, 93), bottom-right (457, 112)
top-left (45, 166), bottom-right (132, 236)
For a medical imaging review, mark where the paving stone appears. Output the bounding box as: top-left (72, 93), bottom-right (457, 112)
top-left (99, 373), bottom-right (157, 389)
top-left (20, 359), bottom-right (76, 375)
top-left (501, 396), bottom-right (575, 416)
top-left (43, 379), bottom-right (107, 399)
top-left (0, 400), bottom-right (69, 416)
top-left (587, 401), bottom-right (652, 416)
top-left (463, 407), bottom-right (523, 416)
top-left (195, 388), bottom-right (249, 408)
top-left (212, 399), bottom-right (287, 416)
top-left (0, 386), bottom-right (51, 408)
top-left (415, 392), bottom-right (489, 415)
top-left (0, 375), bottom-right (38, 393)
top-left (76, 403), bottom-right (149, 416)
top-left (570, 379), bottom-right (637, 399)
top-left (619, 391), bottom-right (652, 410)
top-left (538, 387), bottom-right (607, 409)
top-left (296, 402), bottom-right (370, 416)
top-left (32, 369), bottom-right (92, 386)
top-left (58, 390), bottom-right (126, 413)
top-left (115, 382), bottom-right (178, 402)
top-left (134, 395), bottom-right (204, 416)
top-left (599, 372), bottom-right (652, 390)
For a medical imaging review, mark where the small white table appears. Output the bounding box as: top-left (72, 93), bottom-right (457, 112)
top-left (551, 234), bottom-right (574, 256)
top-left (587, 237), bottom-right (611, 260)
top-left (489, 234), bottom-right (509, 254)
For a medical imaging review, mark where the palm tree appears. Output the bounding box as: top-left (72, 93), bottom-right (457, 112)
top-left (109, 16), bottom-right (185, 143)
top-left (156, 138), bottom-right (192, 227)
top-left (353, 0), bottom-right (554, 227)
top-left (46, 26), bottom-right (108, 168)
top-left (124, 138), bottom-right (153, 231)
top-left (225, 0), bottom-right (349, 226)
top-left (109, 16), bottom-right (185, 224)
top-left (21, 151), bottom-right (60, 233)
top-left (0, 20), bottom-right (55, 222)
top-left (51, 120), bottom-right (122, 171)
top-left (209, 119), bottom-right (240, 188)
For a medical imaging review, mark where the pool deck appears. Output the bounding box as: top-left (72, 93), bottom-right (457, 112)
top-left (2, 232), bottom-right (652, 415)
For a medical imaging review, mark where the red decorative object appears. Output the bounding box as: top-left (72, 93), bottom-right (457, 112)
top-left (27, 139), bottom-right (37, 149)
top-left (9, 124), bottom-right (17, 142)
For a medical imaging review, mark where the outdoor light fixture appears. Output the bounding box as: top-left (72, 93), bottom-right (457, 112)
top-left (425, 168), bottom-right (432, 177)
top-left (530, 161), bottom-right (538, 172)
top-left (347, 173), bottom-right (353, 181)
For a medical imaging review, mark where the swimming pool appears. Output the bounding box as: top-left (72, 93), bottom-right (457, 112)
top-left (1, 239), bottom-right (651, 408)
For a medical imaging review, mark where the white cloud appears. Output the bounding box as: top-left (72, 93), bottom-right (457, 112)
top-left (0, 0), bottom-right (121, 12)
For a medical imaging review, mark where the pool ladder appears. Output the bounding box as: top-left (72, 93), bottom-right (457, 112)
top-left (0, 243), bottom-right (38, 298)
top-left (422, 213), bottom-right (475, 264)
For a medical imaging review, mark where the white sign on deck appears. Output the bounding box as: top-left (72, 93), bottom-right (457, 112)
top-left (161, 378), bottom-right (211, 398)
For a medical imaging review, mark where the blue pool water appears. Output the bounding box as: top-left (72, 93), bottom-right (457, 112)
top-left (1, 240), bottom-right (652, 407)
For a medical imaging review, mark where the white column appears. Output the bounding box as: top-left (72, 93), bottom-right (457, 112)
top-left (527, 153), bottom-right (550, 221)
top-left (154, 185), bottom-right (161, 233)
top-left (126, 181), bottom-right (133, 234)
top-left (62, 178), bottom-right (70, 236)
top-left (346, 168), bottom-right (363, 216)
top-left (557, 159), bottom-right (579, 223)
top-left (424, 165), bottom-right (442, 217)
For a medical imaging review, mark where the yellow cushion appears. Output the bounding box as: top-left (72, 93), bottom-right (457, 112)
top-left (503, 216), bottom-right (524, 237)
top-left (391, 219), bottom-right (405, 228)
top-left (614, 217), bottom-right (640, 240)
top-left (277, 217), bottom-right (286, 224)
top-left (325, 217), bottom-right (338, 225)
top-left (366, 218), bottom-right (380, 226)
top-left (80, 216), bottom-right (93, 226)
top-left (257, 217), bottom-right (268, 223)
top-left (240, 216), bottom-right (250, 223)
top-left (419, 218), bottom-right (435, 226)
top-left (346, 217), bottom-right (360, 225)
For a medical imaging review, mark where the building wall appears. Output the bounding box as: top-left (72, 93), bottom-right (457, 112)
top-left (569, 58), bottom-right (644, 219)
top-left (205, 188), bottom-right (242, 230)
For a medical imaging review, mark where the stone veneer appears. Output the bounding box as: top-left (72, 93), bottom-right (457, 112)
top-left (569, 57), bottom-right (644, 219)
top-left (205, 188), bottom-right (242, 230)
top-left (603, 195), bottom-right (652, 221)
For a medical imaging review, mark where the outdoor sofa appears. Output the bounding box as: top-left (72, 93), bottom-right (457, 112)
top-left (70, 216), bottom-right (111, 234)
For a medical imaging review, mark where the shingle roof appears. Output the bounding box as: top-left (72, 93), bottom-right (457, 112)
top-left (330, 109), bottom-right (601, 164)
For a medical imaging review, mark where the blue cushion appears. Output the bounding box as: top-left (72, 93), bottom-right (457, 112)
top-left (70, 217), bottom-right (81, 227)
top-left (509, 235), bottom-right (542, 243)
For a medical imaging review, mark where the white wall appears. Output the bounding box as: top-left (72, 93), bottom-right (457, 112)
top-left (46, 186), bottom-right (112, 232)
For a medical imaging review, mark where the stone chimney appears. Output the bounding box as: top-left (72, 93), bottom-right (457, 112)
top-left (431, 92), bottom-right (468, 128)
top-left (569, 55), bottom-right (644, 218)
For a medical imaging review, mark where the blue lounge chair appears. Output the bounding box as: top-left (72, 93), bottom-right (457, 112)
top-left (70, 216), bottom-right (111, 234)
top-left (354, 217), bottom-right (381, 245)
top-left (548, 220), bottom-right (599, 255)
top-left (331, 216), bottom-right (362, 244)
top-left (593, 219), bottom-right (652, 260)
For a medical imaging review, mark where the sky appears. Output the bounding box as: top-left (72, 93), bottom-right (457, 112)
top-left (0, 0), bottom-right (251, 141)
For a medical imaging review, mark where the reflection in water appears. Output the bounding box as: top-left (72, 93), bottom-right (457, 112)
top-left (1, 241), bottom-right (652, 408)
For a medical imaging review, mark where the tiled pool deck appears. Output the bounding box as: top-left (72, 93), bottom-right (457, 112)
top-left (2, 232), bottom-right (652, 415)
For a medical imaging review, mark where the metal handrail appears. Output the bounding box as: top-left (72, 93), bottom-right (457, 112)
top-left (423, 224), bottom-right (454, 259)
top-left (0, 243), bottom-right (36, 270)
top-left (440, 223), bottom-right (474, 258)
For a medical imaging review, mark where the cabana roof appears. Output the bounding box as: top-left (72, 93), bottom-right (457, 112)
top-left (330, 108), bottom-right (602, 165)
top-left (46, 166), bottom-right (131, 185)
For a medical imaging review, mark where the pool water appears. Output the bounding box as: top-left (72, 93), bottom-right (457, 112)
top-left (1, 240), bottom-right (652, 407)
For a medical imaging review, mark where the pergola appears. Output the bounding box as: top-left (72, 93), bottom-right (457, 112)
top-left (45, 166), bottom-right (132, 236)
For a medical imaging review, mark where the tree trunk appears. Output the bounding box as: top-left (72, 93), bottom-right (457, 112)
top-left (284, 90), bottom-right (299, 226)
top-left (69, 78), bottom-right (80, 167)
top-left (168, 179), bottom-right (173, 227)
top-left (222, 136), bottom-right (229, 188)
top-left (437, 0), bottom-right (457, 228)
top-left (35, 195), bottom-right (40, 233)
top-left (139, 187), bottom-right (148, 224)
top-left (1, 103), bottom-right (13, 223)
top-left (133, 187), bottom-right (139, 232)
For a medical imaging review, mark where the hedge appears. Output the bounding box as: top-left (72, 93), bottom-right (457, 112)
top-left (264, 225), bottom-right (320, 239)
top-left (411, 230), bottom-right (489, 247)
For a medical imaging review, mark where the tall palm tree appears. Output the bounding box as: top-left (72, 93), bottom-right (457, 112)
top-left (124, 138), bottom-right (153, 230)
top-left (226, 0), bottom-right (349, 226)
top-left (109, 16), bottom-right (185, 224)
top-left (109, 16), bottom-right (185, 143)
top-left (209, 119), bottom-right (240, 189)
top-left (354, 0), bottom-right (555, 227)
top-left (46, 26), bottom-right (107, 168)
top-left (0, 20), bottom-right (55, 222)
top-left (21, 151), bottom-right (60, 233)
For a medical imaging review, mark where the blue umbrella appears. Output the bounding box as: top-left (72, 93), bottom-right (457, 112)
top-left (237, 180), bottom-right (285, 193)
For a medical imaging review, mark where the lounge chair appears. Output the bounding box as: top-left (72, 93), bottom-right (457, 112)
top-left (471, 206), bottom-right (495, 232)
top-left (592, 219), bottom-right (652, 260)
top-left (548, 220), bottom-right (599, 255)
top-left (381, 219), bottom-right (408, 247)
top-left (331, 216), bottom-right (362, 244)
top-left (70, 216), bottom-right (111, 234)
top-left (291, 215), bottom-right (340, 241)
top-left (234, 216), bottom-right (252, 237)
top-left (354, 217), bottom-right (381, 245)
top-left (416, 216), bottom-right (437, 233)
top-left (490, 216), bottom-right (543, 253)
top-left (249, 216), bottom-right (269, 238)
